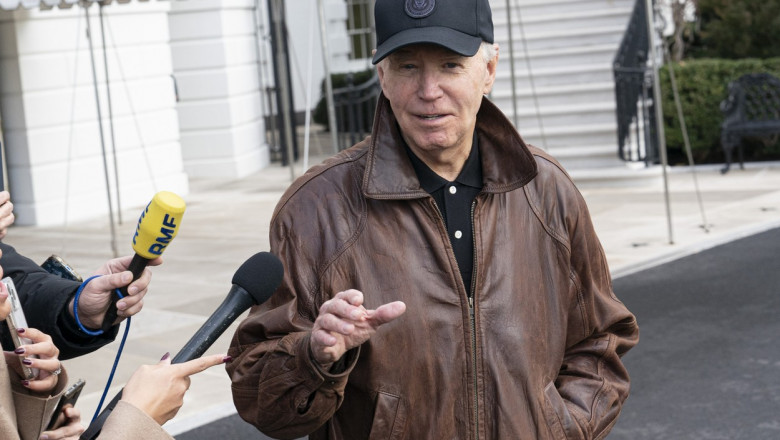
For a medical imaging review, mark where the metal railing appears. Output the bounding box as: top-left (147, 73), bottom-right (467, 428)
top-left (332, 72), bottom-right (381, 150)
top-left (613, 0), bottom-right (658, 165)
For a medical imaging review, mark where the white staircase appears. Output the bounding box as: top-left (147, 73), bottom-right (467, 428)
top-left (489, 0), bottom-right (659, 184)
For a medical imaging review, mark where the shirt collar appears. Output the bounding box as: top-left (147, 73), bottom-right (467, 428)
top-left (362, 94), bottom-right (538, 199)
top-left (405, 132), bottom-right (483, 193)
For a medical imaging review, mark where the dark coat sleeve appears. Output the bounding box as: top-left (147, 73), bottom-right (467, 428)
top-left (0, 242), bottom-right (118, 360)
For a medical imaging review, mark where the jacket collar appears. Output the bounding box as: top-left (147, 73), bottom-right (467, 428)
top-left (363, 93), bottom-right (538, 199)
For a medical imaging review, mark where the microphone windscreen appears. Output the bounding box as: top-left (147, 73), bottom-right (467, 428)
top-left (132, 191), bottom-right (186, 259)
top-left (232, 252), bottom-right (284, 305)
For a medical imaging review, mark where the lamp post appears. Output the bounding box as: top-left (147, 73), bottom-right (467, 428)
top-left (645, 0), bottom-right (674, 245)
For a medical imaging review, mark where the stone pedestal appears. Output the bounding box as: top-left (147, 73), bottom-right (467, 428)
top-left (168, 0), bottom-right (269, 178)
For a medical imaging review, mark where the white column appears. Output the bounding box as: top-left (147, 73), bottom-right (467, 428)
top-left (168, 0), bottom-right (271, 178)
top-left (284, 0), bottom-right (353, 106)
top-left (0, 2), bottom-right (188, 226)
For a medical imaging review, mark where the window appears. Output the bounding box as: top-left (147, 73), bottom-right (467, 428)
top-left (345, 0), bottom-right (375, 60)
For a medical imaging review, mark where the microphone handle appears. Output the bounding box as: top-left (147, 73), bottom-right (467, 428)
top-left (80, 391), bottom-right (122, 440)
top-left (173, 285), bottom-right (253, 363)
top-left (101, 254), bottom-right (150, 332)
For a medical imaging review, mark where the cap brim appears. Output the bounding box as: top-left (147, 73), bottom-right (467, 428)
top-left (372, 26), bottom-right (482, 64)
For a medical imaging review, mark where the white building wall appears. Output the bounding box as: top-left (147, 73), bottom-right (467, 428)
top-left (0, 2), bottom-right (188, 226)
top-left (0, 0), bottom-right (355, 225)
top-left (168, 0), bottom-right (270, 178)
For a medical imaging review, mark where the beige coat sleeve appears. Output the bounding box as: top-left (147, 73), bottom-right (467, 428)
top-left (1, 357), bottom-right (68, 440)
top-left (98, 401), bottom-right (173, 440)
top-left (0, 356), bottom-right (21, 440)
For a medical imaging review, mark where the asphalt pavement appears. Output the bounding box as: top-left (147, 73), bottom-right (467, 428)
top-left (609, 226), bottom-right (780, 440)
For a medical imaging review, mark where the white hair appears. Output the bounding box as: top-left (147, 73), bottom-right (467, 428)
top-left (480, 41), bottom-right (497, 63)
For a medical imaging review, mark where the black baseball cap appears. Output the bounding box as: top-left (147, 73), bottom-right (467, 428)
top-left (372, 0), bottom-right (494, 64)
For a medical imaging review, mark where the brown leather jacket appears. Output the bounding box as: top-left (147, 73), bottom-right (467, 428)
top-left (228, 94), bottom-right (639, 440)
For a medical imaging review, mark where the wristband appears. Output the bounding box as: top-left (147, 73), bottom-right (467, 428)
top-left (73, 275), bottom-right (124, 336)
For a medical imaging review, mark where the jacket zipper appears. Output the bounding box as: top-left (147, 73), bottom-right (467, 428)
top-left (429, 197), bottom-right (480, 440)
top-left (468, 200), bottom-right (479, 440)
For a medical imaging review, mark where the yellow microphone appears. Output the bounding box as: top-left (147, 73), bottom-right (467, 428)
top-left (101, 191), bottom-right (186, 332)
top-left (131, 191), bottom-right (186, 259)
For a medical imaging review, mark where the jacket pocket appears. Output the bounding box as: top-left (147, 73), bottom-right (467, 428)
top-left (368, 391), bottom-right (407, 440)
top-left (541, 381), bottom-right (585, 440)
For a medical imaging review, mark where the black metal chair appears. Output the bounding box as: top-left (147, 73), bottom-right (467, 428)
top-left (720, 73), bottom-right (780, 174)
top-left (333, 73), bottom-right (381, 151)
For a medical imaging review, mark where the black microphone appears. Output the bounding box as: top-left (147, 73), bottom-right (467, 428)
top-left (172, 252), bottom-right (284, 363)
top-left (81, 252), bottom-right (284, 440)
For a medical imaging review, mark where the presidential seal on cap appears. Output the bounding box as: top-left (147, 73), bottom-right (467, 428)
top-left (372, 0), bottom-right (494, 64)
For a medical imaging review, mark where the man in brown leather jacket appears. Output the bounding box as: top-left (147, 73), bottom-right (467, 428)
top-left (227, 0), bottom-right (639, 438)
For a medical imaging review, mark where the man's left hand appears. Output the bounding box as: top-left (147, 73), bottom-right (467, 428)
top-left (68, 256), bottom-right (162, 329)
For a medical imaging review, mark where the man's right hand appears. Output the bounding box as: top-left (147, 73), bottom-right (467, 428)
top-left (310, 289), bottom-right (406, 368)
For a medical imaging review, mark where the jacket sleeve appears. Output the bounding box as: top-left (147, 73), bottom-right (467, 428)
top-left (7, 364), bottom-right (69, 440)
top-left (0, 242), bottom-right (119, 360)
top-left (226, 186), bottom-right (359, 439)
top-left (552, 180), bottom-right (640, 440)
top-left (98, 401), bottom-right (173, 440)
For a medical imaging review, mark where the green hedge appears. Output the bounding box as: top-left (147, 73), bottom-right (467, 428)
top-left (689, 0), bottom-right (780, 60)
top-left (659, 57), bottom-right (780, 164)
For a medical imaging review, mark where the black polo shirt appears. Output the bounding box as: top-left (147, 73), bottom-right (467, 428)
top-left (405, 134), bottom-right (483, 294)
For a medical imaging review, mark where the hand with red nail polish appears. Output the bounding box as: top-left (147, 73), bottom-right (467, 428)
top-left (9, 327), bottom-right (61, 394)
top-left (120, 352), bottom-right (231, 426)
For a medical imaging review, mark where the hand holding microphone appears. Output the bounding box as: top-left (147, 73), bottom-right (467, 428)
top-left (69, 255), bottom-right (163, 330)
top-left (80, 252), bottom-right (284, 439)
top-left (68, 191), bottom-right (185, 332)
top-left (101, 191), bottom-right (185, 332)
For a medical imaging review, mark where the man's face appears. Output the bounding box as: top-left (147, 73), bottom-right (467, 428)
top-left (377, 44), bottom-right (498, 160)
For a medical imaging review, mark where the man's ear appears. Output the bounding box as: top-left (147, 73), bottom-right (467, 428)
top-left (376, 60), bottom-right (386, 86)
top-left (483, 44), bottom-right (499, 95)
top-left (373, 49), bottom-right (386, 85)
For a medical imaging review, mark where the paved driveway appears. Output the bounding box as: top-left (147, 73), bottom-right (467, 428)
top-left (610, 226), bottom-right (780, 440)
